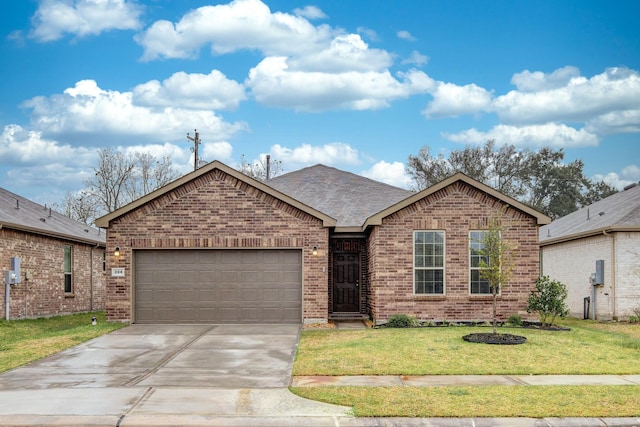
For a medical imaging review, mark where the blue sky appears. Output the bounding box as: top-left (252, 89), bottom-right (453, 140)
top-left (1, 0), bottom-right (639, 206)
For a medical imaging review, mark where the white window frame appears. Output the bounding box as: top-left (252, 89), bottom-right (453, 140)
top-left (469, 230), bottom-right (498, 295)
top-left (413, 230), bottom-right (445, 295)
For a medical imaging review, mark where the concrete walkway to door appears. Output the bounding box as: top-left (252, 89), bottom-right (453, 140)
top-left (0, 324), bottom-right (351, 426)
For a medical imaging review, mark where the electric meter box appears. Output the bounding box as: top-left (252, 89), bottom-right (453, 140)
top-left (594, 259), bottom-right (604, 285)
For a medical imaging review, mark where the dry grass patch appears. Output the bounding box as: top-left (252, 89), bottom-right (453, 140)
top-left (291, 385), bottom-right (640, 418)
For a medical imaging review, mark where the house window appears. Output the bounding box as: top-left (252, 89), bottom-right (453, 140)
top-left (64, 246), bottom-right (73, 293)
top-left (102, 251), bottom-right (106, 272)
top-left (414, 231), bottom-right (445, 294)
top-left (469, 231), bottom-right (491, 294)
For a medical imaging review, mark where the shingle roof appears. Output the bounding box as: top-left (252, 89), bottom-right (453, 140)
top-left (266, 164), bottom-right (414, 228)
top-left (540, 183), bottom-right (640, 244)
top-left (0, 187), bottom-right (105, 245)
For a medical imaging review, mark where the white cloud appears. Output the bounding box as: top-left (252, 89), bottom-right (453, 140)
top-left (132, 70), bottom-right (246, 110)
top-left (443, 123), bottom-right (599, 147)
top-left (293, 5), bottom-right (327, 20)
top-left (247, 57), bottom-right (434, 111)
top-left (402, 50), bottom-right (429, 66)
top-left (288, 34), bottom-right (393, 73)
top-left (397, 30), bottom-right (416, 41)
top-left (430, 66), bottom-right (640, 149)
top-left (511, 66), bottom-right (580, 92)
top-left (0, 124), bottom-right (94, 165)
top-left (494, 67), bottom-right (640, 125)
top-left (22, 79), bottom-right (247, 145)
top-left (30, 0), bottom-right (143, 42)
top-left (361, 161), bottom-right (412, 189)
top-left (423, 82), bottom-right (493, 118)
top-left (201, 141), bottom-right (234, 163)
top-left (585, 109), bottom-right (640, 134)
top-left (592, 164), bottom-right (640, 190)
top-left (1, 124), bottom-right (97, 193)
top-left (135, 0), bottom-right (335, 61)
top-left (270, 142), bottom-right (360, 166)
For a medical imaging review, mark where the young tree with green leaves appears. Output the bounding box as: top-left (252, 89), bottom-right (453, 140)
top-left (477, 212), bottom-right (517, 334)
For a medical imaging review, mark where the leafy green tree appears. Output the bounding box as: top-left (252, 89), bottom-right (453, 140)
top-left (407, 141), bottom-right (618, 219)
top-left (526, 276), bottom-right (570, 328)
top-left (478, 212), bottom-right (517, 334)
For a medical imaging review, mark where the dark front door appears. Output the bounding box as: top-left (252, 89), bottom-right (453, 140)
top-left (333, 252), bottom-right (360, 312)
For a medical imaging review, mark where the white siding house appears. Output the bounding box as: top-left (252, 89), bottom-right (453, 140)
top-left (540, 183), bottom-right (640, 320)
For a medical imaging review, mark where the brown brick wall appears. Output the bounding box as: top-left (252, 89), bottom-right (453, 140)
top-left (0, 228), bottom-right (106, 320)
top-left (105, 169), bottom-right (329, 323)
top-left (367, 181), bottom-right (540, 324)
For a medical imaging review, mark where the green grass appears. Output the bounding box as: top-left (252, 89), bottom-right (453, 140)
top-left (292, 318), bottom-right (640, 417)
top-left (294, 318), bottom-right (640, 375)
top-left (292, 385), bottom-right (640, 418)
top-left (0, 311), bottom-right (125, 373)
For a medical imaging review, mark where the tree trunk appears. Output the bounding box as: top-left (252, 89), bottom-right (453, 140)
top-left (492, 288), bottom-right (498, 334)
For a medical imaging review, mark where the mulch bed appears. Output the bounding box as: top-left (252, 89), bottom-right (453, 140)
top-left (462, 332), bottom-right (527, 345)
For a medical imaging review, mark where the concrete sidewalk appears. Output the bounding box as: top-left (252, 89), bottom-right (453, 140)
top-left (292, 374), bottom-right (640, 387)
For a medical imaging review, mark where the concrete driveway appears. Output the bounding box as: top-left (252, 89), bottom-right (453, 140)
top-left (0, 324), bottom-right (351, 426)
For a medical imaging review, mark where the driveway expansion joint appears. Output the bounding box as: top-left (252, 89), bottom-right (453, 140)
top-left (123, 326), bottom-right (216, 387)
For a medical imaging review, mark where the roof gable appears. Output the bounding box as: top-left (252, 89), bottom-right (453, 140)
top-left (364, 172), bottom-right (551, 228)
top-left (267, 164), bottom-right (414, 229)
top-left (540, 182), bottom-right (640, 244)
top-left (0, 187), bottom-right (105, 245)
top-left (95, 161), bottom-right (336, 228)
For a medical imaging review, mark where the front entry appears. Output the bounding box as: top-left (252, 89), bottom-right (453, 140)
top-left (333, 252), bottom-right (360, 312)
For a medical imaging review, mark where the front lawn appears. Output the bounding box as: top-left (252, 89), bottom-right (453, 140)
top-left (294, 385), bottom-right (640, 418)
top-left (294, 318), bottom-right (640, 375)
top-left (0, 311), bottom-right (125, 373)
top-left (291, 318), bottom-right (640, 418)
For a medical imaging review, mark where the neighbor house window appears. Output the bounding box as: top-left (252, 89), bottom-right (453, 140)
top-left (64, 246), bottom-right (73, 293)
top-left (414, 231), bottom-right (445, 294)
top-left (469, 231), bottom-right (491, 294)
top-left (102, 251), bottom-right (106, 272)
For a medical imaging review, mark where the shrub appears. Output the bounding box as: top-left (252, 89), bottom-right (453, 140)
top-left (526, 276), bottom-right (570, 328)
top-left (506, 313), bottom-right (522, 327)
top-left (386, 314), bottom-right (418, 328)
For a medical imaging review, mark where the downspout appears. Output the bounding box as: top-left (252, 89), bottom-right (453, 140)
top-left (602, 230), bottom-right (616, 319)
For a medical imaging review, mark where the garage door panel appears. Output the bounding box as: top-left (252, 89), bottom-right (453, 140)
top-left (135, 249), bottom-right (301, 324)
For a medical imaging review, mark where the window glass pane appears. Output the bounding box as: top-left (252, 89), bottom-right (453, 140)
top-left (64, 246), bottom-right (72, 273)
top-left (64, 275), bottom-right (72, 293)
top-left (414, 231), bottom-right (445, 295)
top-left (470, 267), bottom-right (491, 294)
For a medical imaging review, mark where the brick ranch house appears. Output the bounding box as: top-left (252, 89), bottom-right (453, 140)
top-left (95, 161), bottom-right (550, 325)
top-left (1, 187), bottom-right (106, 320)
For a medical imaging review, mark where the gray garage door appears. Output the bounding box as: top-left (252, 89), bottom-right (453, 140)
top-left (134, 249), bottom-right (302, 323)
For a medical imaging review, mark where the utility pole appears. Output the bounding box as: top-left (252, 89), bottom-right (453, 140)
top-left (187, 129), bottom-right (200, 171)
top-left (266, 155), bottom-right (271, 180)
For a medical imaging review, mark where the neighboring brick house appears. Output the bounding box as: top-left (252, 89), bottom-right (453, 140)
top-left (540, 182), bottom-right (640, 321)
top-left (1, 187), bottom-right (106, 320)
top-left (96, 161), bottom-right (549, 325)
